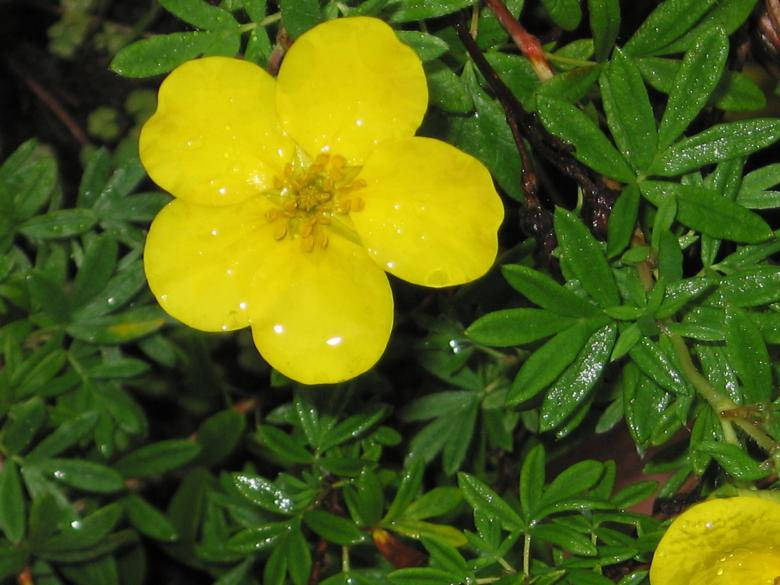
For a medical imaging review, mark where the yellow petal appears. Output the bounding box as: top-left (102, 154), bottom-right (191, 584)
top-left (650, 496), bottom-right (780, 585)
top-left (144, 196), bottom-right (276, 332)
top-left (351, 137), bottom-right (504, 288)
top-left (276, 17), bottom-right (427, 164)
top-left (248, 233), bottom-right (393, 385)
top-left (140, 57), bottom-right (294, 207)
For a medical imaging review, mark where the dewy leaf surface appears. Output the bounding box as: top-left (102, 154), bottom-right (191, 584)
top-left (623, 0), bottom-right (717, 57)
top-left (599, 49), bottom-right (656, 171)
top-left (656, 26), bottom-right (728, 150)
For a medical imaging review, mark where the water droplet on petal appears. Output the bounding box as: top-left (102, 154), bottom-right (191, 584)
top-left (326, 336), bottom-right (342, 347)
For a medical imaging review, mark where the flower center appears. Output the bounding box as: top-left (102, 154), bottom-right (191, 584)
top-left (264, 152), bottom-right (365, 252)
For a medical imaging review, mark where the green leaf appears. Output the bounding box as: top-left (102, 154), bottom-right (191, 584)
top-left (519, 444), bottom-right (545, 519)
top-left (623, 0), bottom-right (717, 57)
top-left (508, 318), bottom-right (604, 405)
top-left (537, 97), bottom-right (634, 182)
top-left (384, 458), bottom-right (424, 522)
top-left (467, 309), bottom-right (575, 346)
top-left (70, 237), bottom-right (118, 310)
top-left (611, 481), bottom-right (658, 509)
top-left (655, 276), bottom-right (715, 319)
top-left (717, 266), bottom-right (780, 307)
top-left (628, 336), bottom-right (687, 395)
top-left (442, 401), bottom-right (478, 475)
top-left (660, 27), bottom-right (729, 152)
top-left (539, 323), bottom-right (617, 431)
top-left (640, 181), bottom-right (772, 243)
top-left (541, 0), bottom-right (581, 30)
top-left (540, 460), bottom-right (605, 507)
top-left (39, 503), bottom-right (122, 552)
top-left (600, 49), bottom-right (656, 171)
top-left (611, 323), bottom-right (642, 361)
top-left (320, 406), bottom-right (388, 451)
top-left (0, 544), bottom-right (27, 580)
top-left (389, 519), bottom-right (467, 548)
top-left (448, 66), bottom-right (524, 201)
top-left (256, 425), bottom-right (313, 464)
top-left (264, 543), bottom-right (287, 585)
top-left (588, 0), bottom-right (620, 61)
top-left (387, 0), bottom-right (472, 22)
top-left (607, 185), bottom-right (640, 258)
top-left (27, 411), bottom-right (99, 461)
top-left (67, 306), bottom-right (166, 344)
top-left (485, 52), bottom-right (539, 111)
top-left (724, 307), bottom-right (771, 403)
top-left (650, 118), bottom-right (780, 176)
top-left (73, 260), bottom-right (147, 320)
top-left (660, 0), bottom-right (760, 54)
top-left (426, 61), bottom-right (472, 113)
top-left (87, 358), bottom-right (150, 379)
top-left (457, 472), bottom-right (525, 531)
top-left (110, 31), bottom-right (241, 77)
top-left (343, 469), bottom-right (384, 527)
top-left (711, 70), bottom-right (766, 112)
top-left (227, 521), bottom-right (290, 553)
top-left (1, 396), bottom-right (46, 455)
top-left (214, 558), bottom-right (254, 585)
top-left (0, 460), bottom-right (25, 543)
top-left (19, 209), bottom-right (97, 239)
top-left (695, 441), bottom-right (769, 481)
top-left (160, 0), bottom-right (239, 29)
top-left (279, 0), bottom-right (321, 37)
top-left (501, 265), bottom-right (597, 317)
top-left (531, 523), bottom-right (597, 556)
top-left (303, 510), bottom-right (365, 545)
top-left (388, 568), bottom-right (458, 585)
top-left (123, 494), bottom-right (178, 541)
top-left (35, 458), bottom-right (124, 493)
top-left (233, 473), bottom-right (299, 515)
top-left (286, 527), bottom-right (312, 585)
top-left (421, 538), bottom-right (468, 579)
top-left (554, 208), bottom-right (620, 307)
top-left (402, 487), bottom-right (463, 521)
top-left (114, 439), bottom-right (201, 479)
top-left (396, 31), bottom-right (449, 62)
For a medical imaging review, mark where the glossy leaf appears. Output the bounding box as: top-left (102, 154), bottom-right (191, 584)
top-left (457, 472), bottom-right (525, 531)
top-left (35, 458), bottom-right (124, 493)
top-left (114, 439), bottom-right (201, 479)
top-left (160, 0), bottom-right (239, 29)
top-left (657, 26), bottom-right (728, 150)
top-left (588, 0), bottom-right (620, 61)
top-left (303, 510), bottom-right (365, 545)
top-left (623, 0), bottom-right (717, 57)
top-left (537, 97), bottom-right (634, 183)
top-left (724, 307), bottom-right (771, 403)
top-left (650, 118), bottom-right (780, 176)
top-left (467, 308), bottom-right (574, 347)
top-left (18, 209), bottom-right (97, 239)
top-left (508, 318), bottom-right (605, 405)
top-left (555, 208), bottom-right (620, 306)
top-left (541, 0), bottom-right (582, 30)
top-left (540, 323), bottom-right (617, 431)
top-left (0, 460), bottom-right (25, 543)
top-left (695, 441), bottom-right (769, 481)
top-left (640, 181), bottom-right (772, 243)
top-left (600, 49), bottom-right (656, 170)
top-left (519, 444), bottom-right (545, 518)
top-left (123, 494), bottom-right (178, 541)
top-left (387, 0), bottom-right (472, 22)
top-left (279, 0), bottom-right (321, 37)
top-left (501, 264), bottom-right (598, 317)
top-left (256, 425), bottom-right (313, 464)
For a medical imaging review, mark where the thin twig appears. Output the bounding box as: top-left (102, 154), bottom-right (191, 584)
top-left (21, 75), bottom-right (89, 146)
top-left (483, 0), bottom-right (553, 80)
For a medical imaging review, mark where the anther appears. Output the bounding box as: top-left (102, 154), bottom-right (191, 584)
top-left (301, 235), bottom-right (315, 253)
top-left (273, 221), bottom-right (288, 241)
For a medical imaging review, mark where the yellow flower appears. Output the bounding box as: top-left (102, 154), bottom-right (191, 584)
top-left (650, 495), bottom-right (780, 585)
top-left (139, 17), bottom-right (503, 384)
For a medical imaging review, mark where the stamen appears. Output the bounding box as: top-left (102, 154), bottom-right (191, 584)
top-left (301, 235), bottom-right (315, 253)
top-left (273, 221), bottom-right (288, 241)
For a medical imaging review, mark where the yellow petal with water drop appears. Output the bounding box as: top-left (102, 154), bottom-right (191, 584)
top-left (248, 233), bottom-right (393, 385)
top-left (144, 197), bottom-right (276, 332)
top-left (650, 496), bottom-right (780, 585)
top-left (140, 57), bottom-right (295, 207)
top-left (276, 17), bottom-right (427, 164)
top-left (351, 137), bottom-right (504, 288)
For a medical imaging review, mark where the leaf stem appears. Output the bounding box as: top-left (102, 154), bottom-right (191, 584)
top-left (666, 331), bottom-right (777, 454)
top-left (523, 532), bottom-right (531, 576)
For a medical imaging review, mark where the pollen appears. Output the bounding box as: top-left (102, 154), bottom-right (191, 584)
top-left (264, 152), bottom-right (366, 252)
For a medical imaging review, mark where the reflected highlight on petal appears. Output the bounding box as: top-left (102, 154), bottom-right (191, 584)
top-left (140, 57), bottom-right (295, 207)
top-left (649, 496), bottom-right (780, 585)
top-left (248, 234), bottom-right (393, 384)
top-left (353, 137), bottom-right (504, 287)
top-left (276, 17), bottom-right (428, 164)
top-left (144, 197), bottom-right (276, 332)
